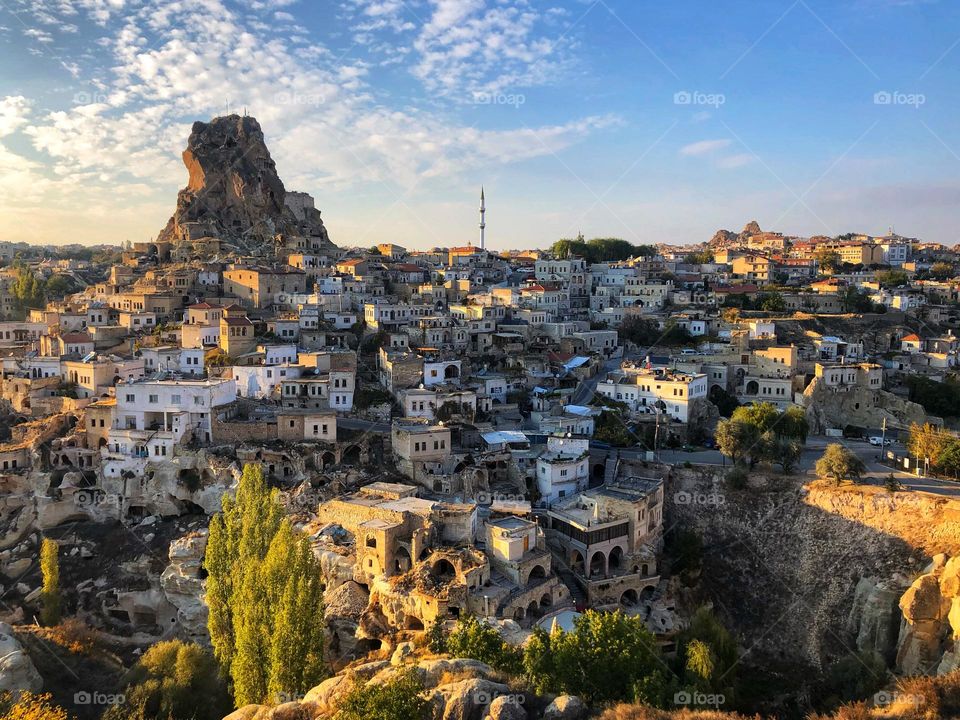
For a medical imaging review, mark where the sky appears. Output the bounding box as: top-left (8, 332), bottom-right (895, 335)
top-left (0, 0), bottom-right (958, 250)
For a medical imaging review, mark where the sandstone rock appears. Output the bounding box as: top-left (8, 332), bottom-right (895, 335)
top-left (542, 695), bottom-right (587, 720)
top-left (0, 622), bottom-right (42, 694)
top-left (897, 573), bottom-right (951, 675)
top-left (847, 577), bottom-right (903, 662)
top-left (429, 678), bottom-right (511, 720)
top-left (486, 695), bottom-right (527, 720)
top-left (157, 115), bottom-right (338, 261)
top-left (161, 531), bottom-right (209, 641)
top-left (941, 557), bottom-right (960, 598)
top-left (223, 706), bottom-right (265, 720)
top-left (391, 641), bottom-right (415, 666)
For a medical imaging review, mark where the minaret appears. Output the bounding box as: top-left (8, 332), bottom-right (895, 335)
top-left (479, 187), bottom-right (486, 250)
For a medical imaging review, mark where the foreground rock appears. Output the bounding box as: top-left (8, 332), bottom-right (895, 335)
top-left (0, 622), bottom-right (42, 694)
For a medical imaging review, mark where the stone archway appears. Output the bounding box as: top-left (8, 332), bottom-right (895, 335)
top-left (589, 551), bottom-right (606, 578)
top-left (621, 589), bottom-right (639, 607)
top-left (527, 564), bottom-right (547, 584)
top-left (394, 546), bottom-right (412, 574)
top-left (341, 445), bottom-right (361, 465)
top-left (571, 550), bottom-right (585, 575)
top-left (609, 546), bottom-right (624, 573)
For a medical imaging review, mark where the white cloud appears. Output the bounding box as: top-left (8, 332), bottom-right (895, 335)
top-left (716, 153), bottom-right (754, 169)
top-left (0, 96), bottom-right (31, 136)
top-left (10, 0), bottom-right (610, 244)
top-left (679, 139), bottom-right (731, 157)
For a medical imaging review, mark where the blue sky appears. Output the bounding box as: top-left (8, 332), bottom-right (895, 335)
top-left (0, 0), bottom-right (958, 249)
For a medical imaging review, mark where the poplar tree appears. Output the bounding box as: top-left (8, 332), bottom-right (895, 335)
top-left (39, 538), bottom-right (60, 626)
top-left (205, 463), bottom-right (325, 707)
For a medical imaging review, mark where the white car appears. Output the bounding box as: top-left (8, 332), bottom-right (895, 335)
top-left (868, 437), bottom-right (892, 446)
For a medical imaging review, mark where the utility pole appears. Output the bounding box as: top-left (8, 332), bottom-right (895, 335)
top-left (880, 417), bottom-right (886, 462)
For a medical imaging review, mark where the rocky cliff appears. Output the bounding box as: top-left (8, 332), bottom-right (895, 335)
top-left (157, 115), bottom-right (338, 260)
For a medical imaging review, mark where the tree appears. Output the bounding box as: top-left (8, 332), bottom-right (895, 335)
top-left (335, 668), bottom-right (430, 720)
top-left (815, 249), bottom-right (842, 274)
top-left (929, 262), bottom-right (955, 280)
top-left (907, 422), bottom-right (950, 474)
top-left (0, 692), bottom-right (69, 720)
top-left (875, 269), bottom-right (909, 288)
top-left (206, 464), bottom-right (326, 706)
top-left (815, 444), bottom-right (866, 485)
top-left (758, 291), bottom-right (786, 313)
top-left (523, 610), bottom-right (666, 704)
top-left (714, 419), bottom-right (759, 465)
top-left (686, 250), bottom-right (714, 265)
top-left (44, 275), bottom-right (76, 300)
top-left (770, 435), bottom-right (802, 474)
top-left (937, 440), bottom-right (960, 479)
top-left (839, 287), bottom-right (874, 313)
top-left (39, 538), bottom-right (60, 626)
top-left (731, 402), bottom-right (779, 434)
top-left (103, 640), bottom-right (231, 720)
top-left (593, 410), bottom-right (637, 448)
top-left (446, 615), bottom-right (521, 674)
top-left (684, 640), bottom-right (715, 692)
top-left (426, 617), bottom-right (446, 654)
top-left (675, 607), bottom-right (738, 696)
top-left (11, 265), bottom-right (45, 316)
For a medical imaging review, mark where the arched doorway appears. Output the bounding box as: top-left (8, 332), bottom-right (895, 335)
top-left (570, 550), bottom-right (584, 575)
top-left (528, 565), bottom-right (547, 583)
top-left (394, 546), bottom-right (412, 574)
top-left (319, 451), bottom-right (335, 469)
top-left (539, 593), bottom-right (552, 611)
top-left (609, 546), bottom-right (624, 573)
top-left (745, 380), bottom-right (759, 395)
top-left (444, 364), bottom-right (459, 380)
top-left (432, 558), bottom-right (456, 580)
top-left (621, 589), bottom-right (639, 606)
top-left (589, 551), bottom-right (606, 578)
top-left (341, 445), bottom-right (361, 465)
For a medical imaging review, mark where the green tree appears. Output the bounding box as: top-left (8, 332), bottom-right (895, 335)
top-left (446, 615), bottom-right (521, 674)
top-left (714, 419), bottom-right (759, 465)
top-left (683, 640), bottom-right (715, 691)
top-left (44, 275), bottom-right (76, 300)
top-left (770, 434), bottom-right (803, 474)
top-left (907, 422), bottom-right (950, 474)
top-left (206, 464), bottom-right (325, 706)
top-left (523, 610), bottom-right (665, 704)
top-left (335, 668), bottom-right (430, 720)
top-left (815, 444), bottom-right (866, 485)
top-left (929, 262), bottom-right (955, 280)
top-left (839, 287), bottom-right (874, 313)
top-left (39, 538), bottom-right (60, 626)
top-left (815, 249), bottom-right (841, 273)
top-left (11, 265), bottom-right (45, 316)
top-left (675, 607), bottom-right (738, 697)
top-left (875, 269), bottom-right (909, 288)
top-left (593, 410), bottom-right (636, 448)
top-left (758, 291), bottom-right (786, 312)
top-left (103, 640), bottom-right (231, 720)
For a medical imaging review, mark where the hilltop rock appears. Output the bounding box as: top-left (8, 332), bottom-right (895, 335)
top-left (0, 623), bottom-right (42, 695)
top-left (157, 115), bottom-right (338, 261)
top-left (742, 220), bottom-right (762, 236)
top-left (160, 530), bottom-right (209, 642)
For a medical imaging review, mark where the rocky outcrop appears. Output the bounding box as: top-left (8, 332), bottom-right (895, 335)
top-left (324, 580), bottom-right (369, 659)
top-left (225, 657), bottom-right (517, 720)
top-left (895, 555), bottom-right (960, 675)
top-left (157, 115), bottom-right (338, 260)
top-left (543, 695), bottom-right (587, 720)
top-left (802, 376), bottom-right (930, 435)
top-left (161, 530), bottom-right (209, 642)
top-left (0, 623), bottom-right (42, 694)
top-left (847, 576), bottom-right (908, 663)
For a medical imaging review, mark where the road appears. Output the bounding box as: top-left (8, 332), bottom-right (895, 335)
top-left (338, 417), bottom-right (391, 433)
top-left (617, 436), bottom-right (960, 499)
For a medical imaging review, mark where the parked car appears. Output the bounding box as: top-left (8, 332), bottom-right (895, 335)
top-left (868, 436), bottom-right (892, 446)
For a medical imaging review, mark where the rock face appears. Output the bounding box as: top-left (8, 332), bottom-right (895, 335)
top-left (895, 555), bottom-right (960, 675)
top-left (802, 376), bottom-right (930, 435)
top-left (0, 623), bottom-right (42, 695)
top-left (847, 576), bottom-right (907, 664)
top-left (157, 115), bottom-right (338, 260)
top-left (161, 530), bottom-right (210, 642)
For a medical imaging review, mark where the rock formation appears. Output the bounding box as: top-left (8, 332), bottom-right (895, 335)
top-left (0, 622), bottom-right (42, 695)
top-left (157, 115), bottom-right (338, 261)
top-left (160, 530), bottom-right (210, 642)
top-left (802, 376), bottom-right (930, 435)
top-left (896, 554), bottom-right (960, 676)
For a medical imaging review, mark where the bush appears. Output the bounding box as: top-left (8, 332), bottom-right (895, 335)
top-left (104, 640), bottom-right (231, 720)
top-left (0, 692), bottom-right (69, 720)
top-left (725, 465), bottom-right (748, 490)
top-left (335, 667), bottom-right (430, 720)
top-left (446, 616), bottom-right (521, 674)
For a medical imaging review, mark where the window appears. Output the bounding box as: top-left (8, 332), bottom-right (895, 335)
top-left (194, 397), bottom-right (203, 405)
top-left (125, 394), bottom-right (134, 403)
top-left (149, 394), bottom-right (158, 403)
top-left (171, 395), bottom-right (181, 404)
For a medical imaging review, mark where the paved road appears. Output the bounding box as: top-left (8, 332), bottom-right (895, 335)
top-left (615, 436), bottom-right (960, 499)
top-left (571, 358), bottom-right (621, 406)
top-left (338, 417), bottom-right (391, 433)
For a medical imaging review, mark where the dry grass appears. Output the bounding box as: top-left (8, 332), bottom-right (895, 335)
top-left (40, 618), bottom-right (100, 656)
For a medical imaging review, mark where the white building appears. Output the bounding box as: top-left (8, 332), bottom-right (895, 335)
top-left (536, 436), bottom-right (590, 505)
top-left (596, 367), bottom-right (708, 422)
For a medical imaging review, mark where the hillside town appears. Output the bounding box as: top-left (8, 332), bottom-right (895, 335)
top-left (3, 115), bottom-right (960, 720)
